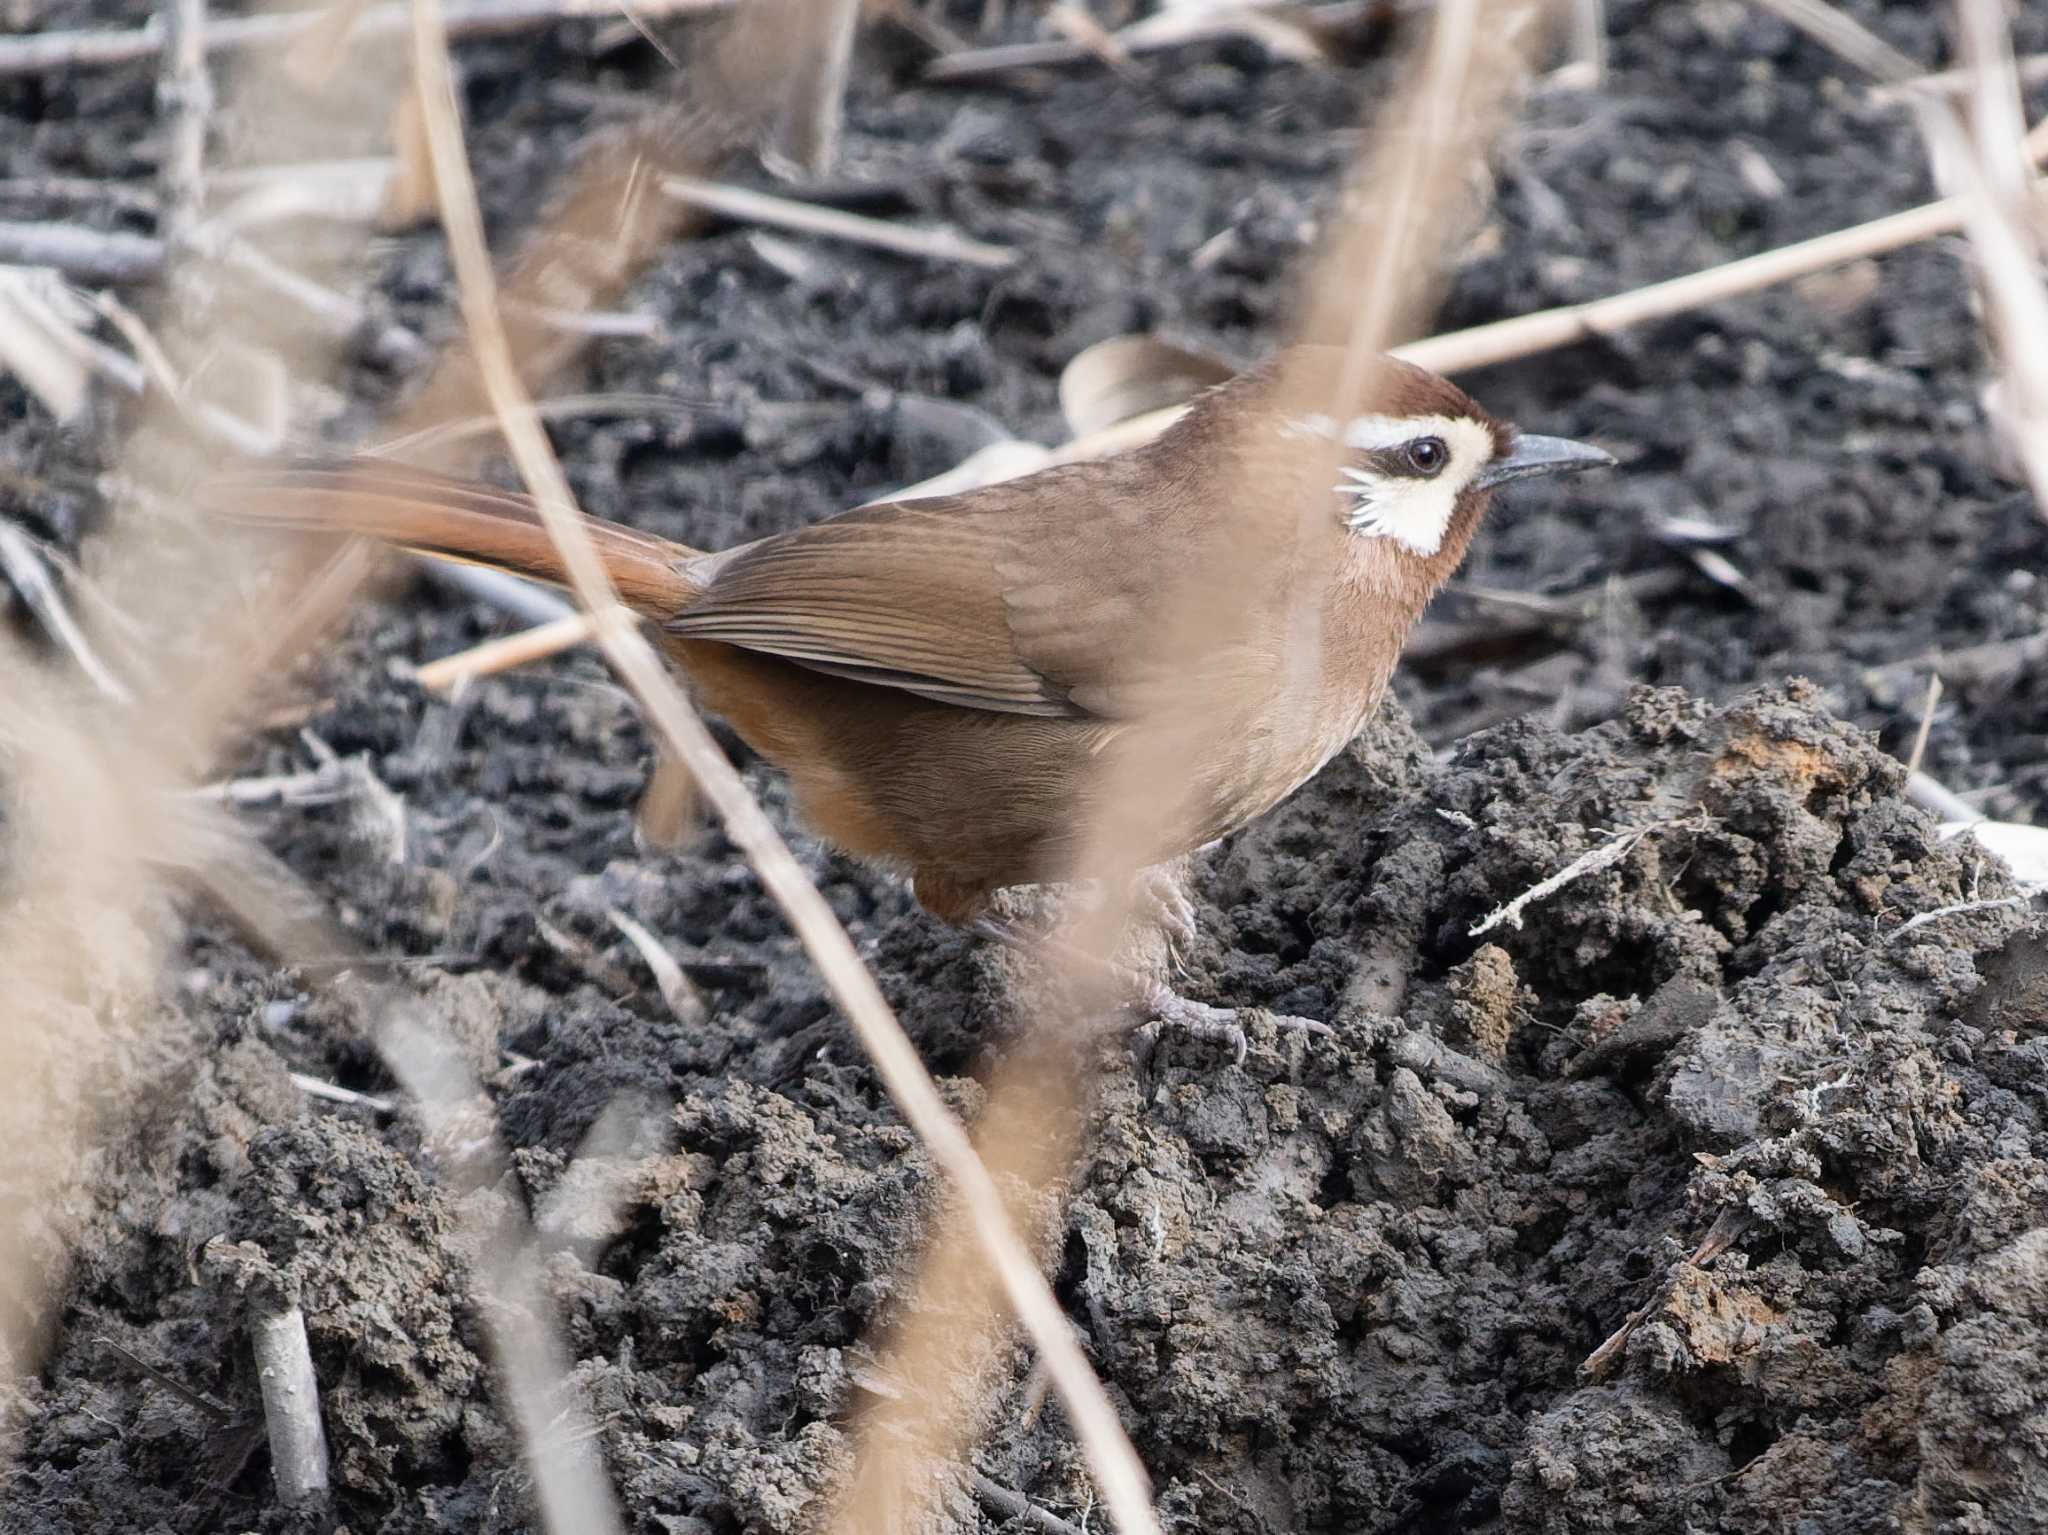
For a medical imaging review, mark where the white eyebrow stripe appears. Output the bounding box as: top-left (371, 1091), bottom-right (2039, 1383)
top-left (1280, 413), bottom-right (1339, 441)
top-left (1279, 412), bottom-right (1470, 453)
top-left (1339, 414), bottom-right (1422, 451)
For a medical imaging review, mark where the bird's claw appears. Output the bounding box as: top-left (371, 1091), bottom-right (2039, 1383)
top-left (1129, 979), bottom-right (1337, 1068)
top-left (1128, 867), bottom-right (1198, 960)
top-left (1130, 979), bottom-right (1249, 1065)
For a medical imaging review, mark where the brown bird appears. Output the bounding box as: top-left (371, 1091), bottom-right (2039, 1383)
top-left (217, 346), bottom-right (1609, 976)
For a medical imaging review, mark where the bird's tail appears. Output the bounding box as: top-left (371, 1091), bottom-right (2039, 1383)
top-left (209, 461), bottom-right (703, 617)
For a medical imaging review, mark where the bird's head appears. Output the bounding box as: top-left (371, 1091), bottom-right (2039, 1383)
top-left (1192, 346), bottom-right (1613, 592)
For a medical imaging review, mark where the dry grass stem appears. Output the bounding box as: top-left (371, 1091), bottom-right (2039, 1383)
top-left (1747, 0), bottom-right (1917, 84)
top-left (405, 4), bottom-right (1160, 1531)
top-left (1562, 0), bottom-right (1604, 86)
top-left (766, 0), bottom-right (862, 174)
top-left (194, 763), bottom-right (355, 805)
top-left (1918, 1), bottom-right (2048, 516)
top-left (660, 175), bottom-right (1018, 268)
top-left (413, 611), bottom-right (599, 690)
top-left (0, 0), bottom-right (737, 79)
top-left (1061, 0), bottom-right (1545, 963)
top-left (1871, 52), bottom-right (2048, 104)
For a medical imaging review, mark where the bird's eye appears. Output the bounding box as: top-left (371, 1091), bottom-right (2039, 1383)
top-left (1405, 437), bottom-right (1449, 476)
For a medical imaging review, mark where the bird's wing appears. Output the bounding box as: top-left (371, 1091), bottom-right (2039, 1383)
top-left (668, 462), bottom-right (1202, 720)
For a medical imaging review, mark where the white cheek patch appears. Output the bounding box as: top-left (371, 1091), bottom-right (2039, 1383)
top-left (1339, 468), bottom-right (1462, 555)
top-left (1276, 413), bottom-right (1499, 558)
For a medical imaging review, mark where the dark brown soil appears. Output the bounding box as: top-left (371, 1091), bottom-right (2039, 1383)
top-left (5, 2), bottom-right (2048, 1532)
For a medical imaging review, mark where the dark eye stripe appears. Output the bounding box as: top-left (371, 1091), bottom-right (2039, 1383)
top-left (1363, 441), bottom-right (1447, 480)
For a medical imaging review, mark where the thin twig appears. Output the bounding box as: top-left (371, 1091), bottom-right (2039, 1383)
top-left (0, 221), bottom-right (166, 283)
top-left (407, 3), bottom-right (1159, 1529)
top-left (606, 907), bottom-right (708, 1024)
top-left (290, 1072), bottom-right (398, 1112)
top-left (0, 176), bottom-right (162, 213)
top-left (1907, 770), bottom-right (1985, 825)
top-left (413, 612), bottom-right (598, 692)
top-left (1930, 627), bottom-right (2048, 691)
top-left (248, 1300), bottom-right (331, 1504)
top-left (157, 0), bottom-right (212, 252)
top-left (0, 0), bottom-right (737, 79)
top-left (418, 561), bottom-right (579, 626)
top-left (1904, 673), bottom-right (1942, 779)
top-left (970, 1471), bottom-right (1089, 1535)
top-left (1470, 818), bottom-right (1685, 938)
top-left (660, 175), bottom-right (1016, 268)
top-left (1889, 893), bottom-right (2029, 941)
top-left (502, 300), bottom-right (665, 339)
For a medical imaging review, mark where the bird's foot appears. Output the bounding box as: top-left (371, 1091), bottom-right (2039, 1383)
top-left (971, 909), bottom-right (1332, 1069)
top-left (1126, 865), bottom-right (1198, 958)
top-left (1126, 976), bottom-right (1334, 1067)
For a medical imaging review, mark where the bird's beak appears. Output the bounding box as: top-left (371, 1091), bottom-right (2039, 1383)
top-left (1474, 433), bottom-right (1615, 490)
